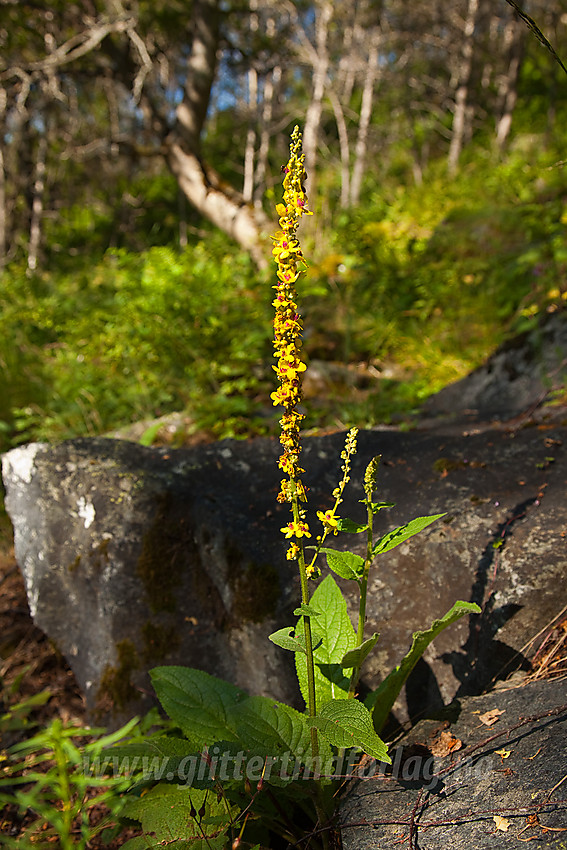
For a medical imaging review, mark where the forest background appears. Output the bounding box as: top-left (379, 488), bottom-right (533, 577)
top-left (1, 0), bottom-right (566, 453)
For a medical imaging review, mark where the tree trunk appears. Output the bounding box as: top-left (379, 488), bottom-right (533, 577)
top-left (350, 31), bottom-right (380, 207)
top-left (0, 88), bottom-right (6, 269)
top-left (27, 131), bottom-right (47, 274)
top-left (167, 0), bottom-right (270, 265)
top-left (243, 0), bottom-right (259, 203)
top-left (328, 88), bottom-right (350, 208)
top-left (254, 63), bottom-right (281, 212)
top-left (302, 0), bottom-right (333, 194)
top-left (495, 15), bottom-right (523, 150)
top-left (243, 65), bottom-right (258, 203)
top-left (168, 143), bottom-right (270, 267)
top-left (448, 0), bottom-right (479, 176)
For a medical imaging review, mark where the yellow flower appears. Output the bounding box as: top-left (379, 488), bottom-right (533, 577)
top-left (286, 542), bottom-right (300, 560)
top-left (280, 520), bottom-right (311, 539)
top-left (317, 510), bottom-right (339, 534)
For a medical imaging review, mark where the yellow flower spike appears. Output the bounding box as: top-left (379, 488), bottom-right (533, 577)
top-left (271, 126), bottom-right (318, 573)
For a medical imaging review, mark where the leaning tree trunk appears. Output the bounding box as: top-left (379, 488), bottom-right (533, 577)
top-left (165, 0), bottom-right (271, 267)
top-left (167, 144), bottom-right (270, 267)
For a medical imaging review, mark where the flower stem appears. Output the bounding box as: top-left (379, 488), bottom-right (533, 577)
top-left (348, 496), bottom-right (374, 698)
top-left (348, 455), bottom-right (380, 698)
top-left (293, 495), bottom-right (319, 757)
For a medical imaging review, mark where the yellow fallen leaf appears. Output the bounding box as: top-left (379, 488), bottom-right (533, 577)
top-left (493, 815), bottom-right (511, 832)
top-left (479, 708), bottom-right (505, 726)
top-left (495, 748), bottom-right (511, 759)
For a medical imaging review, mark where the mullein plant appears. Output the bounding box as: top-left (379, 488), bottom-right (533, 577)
top-left (106, 128), bottom-right (480, 850)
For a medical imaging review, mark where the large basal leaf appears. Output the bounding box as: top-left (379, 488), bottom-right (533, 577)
top-left (295, 575), bottom-right (356, 708)
top-left (150, 667), bottom-right (246, 747)
top-left (373, 513), bottom-right (446, 556)
top-left (121, 836), bottom-right (217, 850)
top-left (121, 783), bottom-right (235, 849)
top-left (366, 601), bottom-right (481, 733)
top-left (227, 696), bottom-right (334, 783)
top-left (308, 699), bottom-right (390, 763)
top-left (101, 735), bottom-right (195, 780)
top-left (228, 695), bottom-right (322, 761)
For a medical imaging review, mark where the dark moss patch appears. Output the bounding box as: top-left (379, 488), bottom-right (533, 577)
top-left (226, 543), bottom-right (280, 623)
top-left (96, 638), bottom-right (139, 712)
top-left (433, 457), bottom-right (466, 475)
top-left (136, 493), bottom-right (185, 614)
top-left (141, 621), bottom-right (180, 664)
top-left (433, 457), bottom-right (486, 476)
top-left (68, 554), bottom-right (81, 572)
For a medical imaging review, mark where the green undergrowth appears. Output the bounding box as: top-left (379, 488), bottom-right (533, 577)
top-left (1, 135), bottom-right (565, 452)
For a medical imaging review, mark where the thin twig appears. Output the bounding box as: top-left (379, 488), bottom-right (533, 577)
top-left (437, 702), bottom-right (567, 777)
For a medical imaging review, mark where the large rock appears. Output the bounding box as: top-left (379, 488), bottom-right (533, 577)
top-left (341, 676), bottom-right (567, 849)
top-left (2, 419), bottom-right (566, 727)
top-left (423, 310), bottom-right (567, 422)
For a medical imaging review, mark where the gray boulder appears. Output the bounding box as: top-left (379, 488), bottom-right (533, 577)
top-left (2, 420), bottom-right (566, 728)
top-left (341, 676), bottom-right (567, 849)
top-left (422, 310), bottom-right (567, 422)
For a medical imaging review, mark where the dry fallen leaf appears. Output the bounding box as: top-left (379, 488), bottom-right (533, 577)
top-left (479, 708), bottom-right (505, 726)
top-left (430, 729), bottom-right (463, 758)
top-left (493, 815), bottom-right (511, 832)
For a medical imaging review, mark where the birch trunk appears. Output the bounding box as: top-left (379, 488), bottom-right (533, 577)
top-left (350, 32), bottom-right (380, 207)
top-left (27, 132), bottom-right (47, 273)
top-left (243, 0), bottom-right (259, 203)
top-left (0, 89), bottom-right (6, 269)
top-left (302, 0), bottom-right (333, 193)
top-left (254, 64), bottom-right (281, 211)
top-left (328, 89), bottom-right (350, 208)
top-left (495, 16), bottom-right (523, 150)
top-left (448, 0), bottom-right (479, 176)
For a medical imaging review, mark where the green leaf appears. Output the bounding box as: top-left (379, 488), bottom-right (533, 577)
top-left (308, 699), bottom-right (390, 763)
top-left (100, 735), bottom-right (201, 786)
top-left (268, 626), bottom-right (307, 654)
top-left (337, 517), bottom-right (368, 533)
top-left (373, 513), bottom-right (446, 556)
top-left (293, 604), bottom-right (321, 618)
top-left (228, 695), bottom-right (330, 766)
top-left (366, 601), bottom-right (481, 733)
top-left (295, 575), bottom-right (356, 707)
top-left (319, 548), bottom-right (365, 581)
top-left (150, 667), bottom-right (246, 747)
top-left (121, 783), bottom-right (235, 847)
top-left (340, 633), bottom-right (380, 669)
top-left (368, 501), bottom-right (396, 513)
top-left (84, 716), bottom-right (140, 752)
